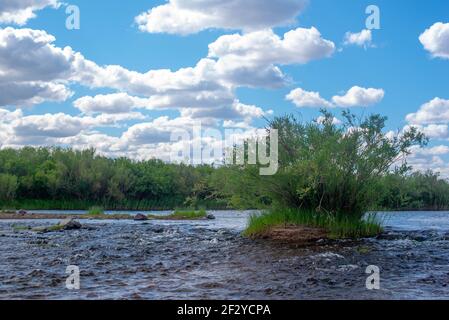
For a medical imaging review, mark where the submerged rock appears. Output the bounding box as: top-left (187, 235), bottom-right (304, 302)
top-left (31, 218), bottom-right (82, 233)
top-left (206, 214), bottom-right (216, 220)
top-left (134, 213), bottom-right (148, 221)
top-left (152, 227), bottom-right (164, 233)
top-left (376, 232), bottom-right (405, 241)
top-left (59, 218), bottom-right (82, 230)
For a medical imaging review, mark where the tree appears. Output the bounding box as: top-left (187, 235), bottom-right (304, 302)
top-left (220, 110), bottom-right (427, 217)
top-left (0, 173), bottom-right (18, 201)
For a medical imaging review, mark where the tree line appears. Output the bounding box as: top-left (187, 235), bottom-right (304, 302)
top-left (1, 112), bottom-right (449, 212)
top-left (0, 147), bottom-right (223, 210)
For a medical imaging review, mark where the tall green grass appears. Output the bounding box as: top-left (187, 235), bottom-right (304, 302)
top-left (170, 209), bottom-right (207, 219)
top-left (244, 208), bottom-right (383, 239)
top-left (87, 206), bottom-right (104, 216)
top-left (0, 197), bottom-right (228, 211)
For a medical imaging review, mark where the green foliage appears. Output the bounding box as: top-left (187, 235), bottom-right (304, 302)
top-left (12, 224), bottom-right (31, 232)
top-left (0, 173), bottom-right (18, 201)
top-left (170, 209), bottom-right (207, 219)
top-left (87, 206), bottom-right (104, 216)
top-left (208, 110), bottom-right (435, 238)
top-left (378, 171), bottom-right (449, 210)
top-left (217, 110), bottom-right (427, 218)
top-left (0, 147), bottom-right (224, 210)
top-left (244, 209), bottom-right (383, 239)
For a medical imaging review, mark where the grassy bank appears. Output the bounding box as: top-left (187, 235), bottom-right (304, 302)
top-left (0, 198), bottom-right (228, 211)
top-left (1, 207), bottom-right (211, 221)
top-left (244, 209), bottom-right (383, 239)
top-left (167, 209), bottom-right (208, 219)
top-left (85, 206), bottom-right (208, 220)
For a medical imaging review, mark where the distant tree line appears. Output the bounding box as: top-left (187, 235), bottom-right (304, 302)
top-left (0, 147), bottom-right (225, 210)
top-left (1, 113), bottom-right (449, 212)
top-left (379, 171), bottom-right (449, 211)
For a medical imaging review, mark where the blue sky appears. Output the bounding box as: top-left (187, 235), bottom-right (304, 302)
top-left (1, 0), bottom-right (449, 173)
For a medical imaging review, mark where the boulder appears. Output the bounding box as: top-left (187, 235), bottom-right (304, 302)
top-left (206, 213), bottom-right (216, 220)
top-left (134, 213), bottom-right (148, 221)
top-left (58, 218), bottom-right (82, 230)
top-left (17, 209), bottom-right (28, 215)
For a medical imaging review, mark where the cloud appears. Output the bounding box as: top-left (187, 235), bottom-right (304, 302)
top-left (0, 27), bottom-right (76, 82)
top-left (0, 27), bottom-right (77, 107)
top-left (403, 123), bottom-right (449, 141)
top-left (0, 27), bottom-right (231, 112)
top-left (0, 0), bottom-right (60, 25)
top-left (1, 26), bottom-right (334, 123)
top-left (180, 100), bottom-right (269, 122)
top-left (406, 98), bottom-right (449, 125)
top-left (209, 27), bottom-right (335, 88)
top-left (135, 0), bottom-right (307, 35)
top-left (410, 145), bottom-right (449, 156)
top-left (12, 113), bottom-right (93, 139)
top-left (122, 116), bottom-right (204, 145)
top-left (332, 86), bottom-right (385, 107)
top-left (343, 29), bottom-right (372, 48)
top-left (286, 88), bottom-right (333, 108)
top-left (0, 25), bottom-right (339, 158)
top-left (209, 27), bottom-right (335, 67)
top-left (0, 111), bottom-right (145, 146)
top-left (0, 108), bottom-right (23, 122)
top-left (73, 93), bottom-right (152, 114)
top-left (407, 145), bottom-right (449, 178)
top-left (419, 22), bottom-right (449, 59)
top-left (0, 26), bottom-right (281, 142)
top-left (59, 132), bottom-right (123, 156)
top-left (0, 81), bottom-right (72, 107)
top-left (286, 86), bottom-right (384, 108)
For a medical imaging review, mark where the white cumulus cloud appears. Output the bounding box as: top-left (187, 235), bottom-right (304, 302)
top-left (209, 27), bottom-right (335, 88)
top-left (0, 0), bottom-right (60, 25)
top-left (419, 22), bottom-right (449, 60)
top-left (135, 0), bottom-right (307, 35)
top-left (344, 29), bottom-right (372, 48)
top-left (286, 87), bottom-right (333, 108)
top-left (286, 86), bottom-right (384, 108)
top-left (332, 86), bottom-right (385, 107)
top-left (406, 98), bottom-right (449, 125)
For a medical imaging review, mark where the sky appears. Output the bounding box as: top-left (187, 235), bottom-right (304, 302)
top-left (1, 0), bottom-right (449, 174)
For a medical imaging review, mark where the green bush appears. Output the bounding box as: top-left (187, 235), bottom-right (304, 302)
top-left (171, 209), bottom-right (207, 219)
top-left (244, 208), bottom-right (383, 239)
top-left (87, 206), bottom-right (104, 216)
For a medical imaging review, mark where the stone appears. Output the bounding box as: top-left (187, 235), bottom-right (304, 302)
top-left (17, 209), bottom-right (28, 215)
top-left (206, 213), bottom-right (216, 220)
top-left (59, 218), bottom-right (82, 230)
top-left (134, 213), bottom-right (148, 221)
top-left (153, 227), bottom-right (164, 233)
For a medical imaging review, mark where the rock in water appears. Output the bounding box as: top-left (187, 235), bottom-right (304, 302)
top-left (206, 214), bottom-right (216, 220)
top-left (17, 209), bottom-right (28, 215)
top-left (134, 213), bottom-right (148, 221)
top-left (59, 218), bottom-right (82, 230)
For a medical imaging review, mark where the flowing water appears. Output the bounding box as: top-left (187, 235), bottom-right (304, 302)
top-left (1, 211), bottom-right (449, 300)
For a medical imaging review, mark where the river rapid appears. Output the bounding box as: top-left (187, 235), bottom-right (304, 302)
top-left (1, 211), bottom-right (449, 300)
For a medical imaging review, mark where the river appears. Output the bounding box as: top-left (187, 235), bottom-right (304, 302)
top-left (1, 211), bottom-right (448, 299)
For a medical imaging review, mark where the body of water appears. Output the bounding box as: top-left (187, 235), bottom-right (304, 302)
top-left (1, 211), bottom-right (449, 299)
